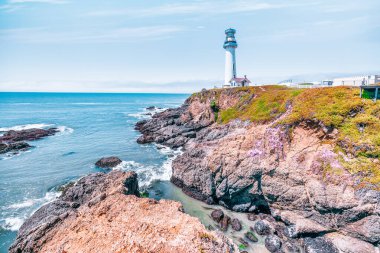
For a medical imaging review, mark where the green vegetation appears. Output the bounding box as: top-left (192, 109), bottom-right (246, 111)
top-left (238, 244), bottom-right (247, 250)
top-left (219, 86), bottom-right (301, 123)
top-left (140, 191), bottom-right (149, 198)
top-left (210, 99), bottom-right (219, 121)
top-left (194, 85), bottom-right (380, 189)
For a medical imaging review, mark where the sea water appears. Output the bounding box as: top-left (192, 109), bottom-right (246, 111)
top-left (0, 92), bottom-right (188, 252)
top-left (0, 92), bottom-right (266, 253)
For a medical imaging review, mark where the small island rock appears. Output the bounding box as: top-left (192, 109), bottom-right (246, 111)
top-left (95, 156), bottom-right (122, 168)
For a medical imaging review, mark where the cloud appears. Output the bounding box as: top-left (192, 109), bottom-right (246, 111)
top-left (85, 1), bottom-right (301, 17)
top-left (0, 25), bottom-right (185, 43)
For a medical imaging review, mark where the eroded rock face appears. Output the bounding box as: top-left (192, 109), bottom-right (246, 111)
top-left (136, 88), bottom-right (380, 249)
top-left (95, 156), bottom-right (122, 168)
top-left (9, 170), bottom-right (238, 253)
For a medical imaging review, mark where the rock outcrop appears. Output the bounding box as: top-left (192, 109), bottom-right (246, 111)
top-left (10, 170), bottom-right (238, 253)
top-left (95, 156), bottom-right (122, 168)
top-left (0, 128), bottom-right (58, 154)
top-left (136, 88), bottom-right (380, 251)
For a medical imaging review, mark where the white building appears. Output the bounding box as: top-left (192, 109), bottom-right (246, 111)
top-left (223, 28), bottom-right (251, 88)
top-left (333, 75), bottom-right (380, 86)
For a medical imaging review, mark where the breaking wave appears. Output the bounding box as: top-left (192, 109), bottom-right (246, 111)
top-left (114, 144), bottom-right (182, 187)
top-left (0, 191), bottom-right (61, 231)
top-left (127, 107), bottom-right (167, 120)
top-left (0, 123), bottom-right (73, 135)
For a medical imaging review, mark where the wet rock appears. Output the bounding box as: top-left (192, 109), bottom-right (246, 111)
top-left (95, 156), bottom-right (122, 168)
top-left (0, 128), bottom-right (58, 143)
top-left (146, 106), bottom-right (156, 110)
top-left (254, 220), bottom-right (271, 236)
top-left (0, 141), bottom-right (31, 154)
top-left (245, 231), bottom-right (258, 242)
top-left (265, 235), bottom-right (282, 253)
top-left (211, 209), bottom-right (224, 223)
top-left (219, 215), bottom-right (231, 231)
top-left (303, 237), bottom-right (339, 253)
top-left (247, 213), bottom-right (257, 221)
top-left (231, 218), bottom-right (242, 231)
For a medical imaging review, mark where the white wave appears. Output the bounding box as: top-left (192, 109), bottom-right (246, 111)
top-left (56, 126), bottom-right (74, 135)
top-left (1, 191), bottom-right (61, 232)
top-left (7, 191), bottom-right (61, 210)
top-left (127, 107), bottom-right (167, 120)
top-left (0, 123), bottom-right (53, 132)
top-left (3, 217), bottom-right (24, 231)
top-left (114, 146), bottom-right (182, 187)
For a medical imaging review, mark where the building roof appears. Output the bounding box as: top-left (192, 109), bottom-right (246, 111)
top-left (231, 77), bottom-right (251, 83)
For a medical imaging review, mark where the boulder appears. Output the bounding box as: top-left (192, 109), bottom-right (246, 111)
top-left (254, 220), bottom-right (271, 236)
top-left (219, 215), bottom-right (231, 231)
top-left (265, 235), bottom-right (282, 253)
top-left (231, 218), bottom-right (242, 231)
top-left (95, 156), bottom-right (122, 168)
top-left (247, 213), bottom-right (257, 221)
top-left (210, 209), bottom-right (224, 223)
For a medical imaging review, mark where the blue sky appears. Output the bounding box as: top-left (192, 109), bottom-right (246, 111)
top-left (0, 0), bottom-right (379, 93)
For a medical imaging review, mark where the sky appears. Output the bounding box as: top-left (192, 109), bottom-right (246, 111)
top-left (0, 0), bottom-right (379, 93)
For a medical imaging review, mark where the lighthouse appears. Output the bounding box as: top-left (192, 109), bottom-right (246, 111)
top-left (223, 28), bottom-right (251, 88)
top-left (223, 28), bottom-right (238, 87)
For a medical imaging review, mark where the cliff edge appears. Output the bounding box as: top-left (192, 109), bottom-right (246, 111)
top-left (136, 86), bottom-right (380, 252)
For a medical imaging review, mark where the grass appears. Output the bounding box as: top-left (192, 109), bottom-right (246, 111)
top-left (193, 85), bottom-right (380, 189)
top-left (219, 86), bottom-right (301, 123)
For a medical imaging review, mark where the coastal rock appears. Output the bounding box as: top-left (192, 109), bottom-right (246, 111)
top-left (211, 209), bottom-right (224, 223)
top-left (0, 128), bottom-right (58, 154)
top-left (231, 218), bottom-right (242, 231)
top-left (264, 235), bottom-right (282, 253)
top-left (9, 170), bottom-right (238, 253)
top-left (302, 237), bottom-right (338, 253)
top-left (254, 220), bottom-right (271, 236)
top-left (279, 211), bottom-right (331, 237)
top-left (0, 128), bottom-right (58, 142)
top-left (219, 215), bottom-right (231, 231)
top-left (247, 213), bottom-right (257, 221)
top-left (135, 87), bottom-right (380, 247)
top-left (95, 156), bottom-right (122, 168)
top-left (0, 142), bottom-right (31, 154)
top-left (325, 233), bottom-right (377, 253)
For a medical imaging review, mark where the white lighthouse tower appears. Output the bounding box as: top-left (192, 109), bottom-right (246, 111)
top-left (223, 28), bottom-right (238, 87)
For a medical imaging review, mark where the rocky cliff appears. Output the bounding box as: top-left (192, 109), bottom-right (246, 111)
top-left (136, 86), bottom-right (380, 252)
top-left (10, 170), bottom-right (237, 253)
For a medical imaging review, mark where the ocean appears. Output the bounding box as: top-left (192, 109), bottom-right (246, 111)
top-left (0, 92), bottom-right (188, 252)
